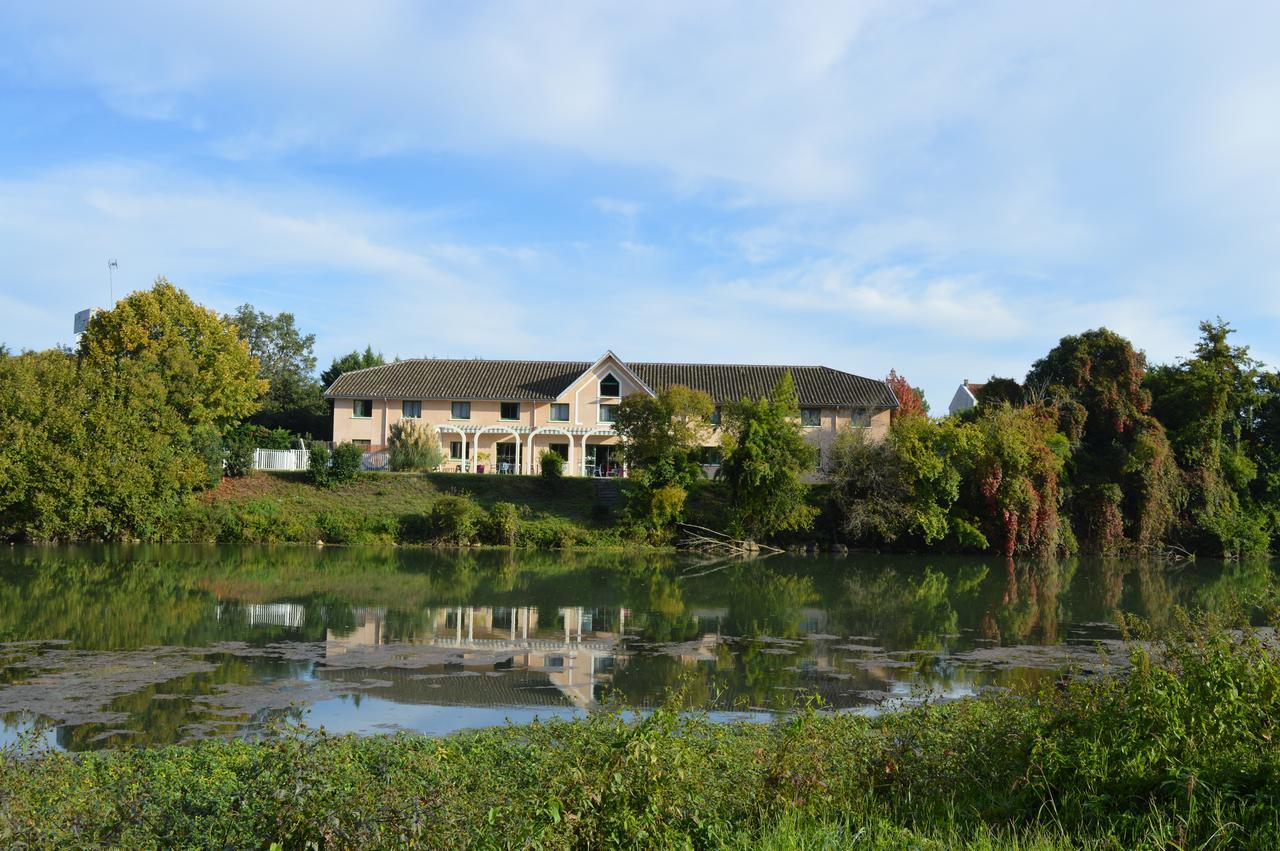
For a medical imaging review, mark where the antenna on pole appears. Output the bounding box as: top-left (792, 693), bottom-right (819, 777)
top-left (107, 259), bottom-right (118, 303)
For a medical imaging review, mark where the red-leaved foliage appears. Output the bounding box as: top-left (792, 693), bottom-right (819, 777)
top-left (886, 370), bottom-right (927, 419)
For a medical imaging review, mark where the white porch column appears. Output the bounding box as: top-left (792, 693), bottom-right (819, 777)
top-left (472, 431), bottom-right (481, 473)
top-left (526, 434), bottom-right (535, 475)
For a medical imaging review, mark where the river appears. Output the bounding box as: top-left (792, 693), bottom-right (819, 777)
top-left (0, 545), bottom-right (1272, 751)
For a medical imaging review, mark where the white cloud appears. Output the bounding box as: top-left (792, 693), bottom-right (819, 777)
top-left (0, 164), bottom-right (538, 360)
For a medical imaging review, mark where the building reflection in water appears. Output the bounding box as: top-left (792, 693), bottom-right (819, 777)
top-left (322, 606), bottom-right (628, 709)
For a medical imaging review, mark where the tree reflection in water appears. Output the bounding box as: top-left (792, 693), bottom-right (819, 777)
top-left (0, 545), bottom-right (1274, 750)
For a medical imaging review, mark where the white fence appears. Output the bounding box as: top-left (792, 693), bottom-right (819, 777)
top-left (252, 448), bottom-right (310, 471)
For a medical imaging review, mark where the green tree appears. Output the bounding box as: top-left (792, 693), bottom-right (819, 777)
top-left (614, 384), bottom-right (714, 489)
top-left (1147, 320), bottom-right (1269, 556)
top-left (824, 427), bottom-right (913, 544)
top-left (719, 371), bottom-right (818, 540)
top-left (976, 377), bottom-right (1023, 408)
top-left (79, 278), bottom-right (265, 433)
top-left (321, 346), bottom-right (385, 389)
top-left (1027, 328), bottom-right (1181, 553)
top-left (226, 305), bottom-right (326, 435)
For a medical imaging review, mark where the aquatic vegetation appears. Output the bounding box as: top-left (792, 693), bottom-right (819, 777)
top-left (2, 614), bottom-right (1279, 848)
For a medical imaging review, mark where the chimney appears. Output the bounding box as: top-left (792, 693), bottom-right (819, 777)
top-left (962, 379), bottom-right (969, 386)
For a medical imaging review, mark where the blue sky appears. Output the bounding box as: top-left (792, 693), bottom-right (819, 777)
top-left (2, 2), bottom-right (1279, 409)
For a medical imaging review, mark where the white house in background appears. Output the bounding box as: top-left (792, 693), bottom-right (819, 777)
top-left (947, 379), bottom-right (985, 415)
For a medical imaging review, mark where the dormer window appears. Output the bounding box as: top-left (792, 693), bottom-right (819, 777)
top-left (599, 373), bottom-right (620, 397)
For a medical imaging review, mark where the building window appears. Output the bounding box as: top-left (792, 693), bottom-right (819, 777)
top-left (710, 406), bottom-right (722, 426)
top-left (599, 373), bottom-right (620, 397)
top-left (699, 446), bottom-right (722, 466)
top-left (500, 401), bottom-right (521, 421)
top-left (549, 403), bottom-right (569, 422)
top-left (402, 400), bottom-right (421, 418)
top-left (599, 404), bottom-right (618, 423)
top-left (851, 409), bottom-right (872, 428)
top-left (451, 401), bottom-right (471, 420)
top-left (352, 399), bottom-right (373, 418)
top-left (800, 407), bottom-right (822, 427)
top-left (449, 441), bottom-right (464, 460)
top-left (548, 443), bottom-right (569, 461)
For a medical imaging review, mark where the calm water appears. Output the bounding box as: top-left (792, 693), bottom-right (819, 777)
top-left (0, 545), bottom-right (1273, 751)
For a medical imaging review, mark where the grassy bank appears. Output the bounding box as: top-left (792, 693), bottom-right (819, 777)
top-left (172, 471), bottom-right (654, 548)
top-left (3, 617), bottom-right (1279, 848)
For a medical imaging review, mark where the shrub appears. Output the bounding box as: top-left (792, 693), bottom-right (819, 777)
top-left (519, 517), bottom-right (583, 548)
top-left (307, 441), bottom-right (331, 486)
top-left (539, 449), bottom-right (565, 480)
top-left (388, 419), bottom-right (443, 472)
top-left (329, 442), bottom-right (364, 485)
top-left (223, 430), bottom-right (255, 479)
top-left (429, 495), bottom-right (481, 545)
top-left (481, 502), bottom-right (519, 546)
top-left (647, 484), bottom-right (687, 530)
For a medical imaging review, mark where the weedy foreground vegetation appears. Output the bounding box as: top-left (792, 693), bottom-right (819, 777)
top-left (3, 614), bottom-right (1279, 849)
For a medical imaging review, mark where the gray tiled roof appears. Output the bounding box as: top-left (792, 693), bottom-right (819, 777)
top-left (326, 358), bottom-right (898, 408)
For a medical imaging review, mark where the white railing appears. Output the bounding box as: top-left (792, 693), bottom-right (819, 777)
top-left (252, 448), bottom-right (311, 471)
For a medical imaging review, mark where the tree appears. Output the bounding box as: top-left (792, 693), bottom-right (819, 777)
top-left (719, 371), bottom-right (818, 539)
top-left (226, 305), bottom-right (326, 435)
top-left (962, 404), bottom-right (1070, 557)
top-left (1027, 328), bottom-right (1180, 553)
top-left (613, 384), bottom-right (714, 490)
top-left (1147, 319), bottom-right (1269, 556)
top-left (2, 280), bottom-right (270, 541)
top-left (885, 369), bottom-right (927, 419)
top-left (321, 346), bottom-right (385, 389)
top-left (824, 428), bottom-right (914, 544)
top-left (976, 377), bottom-right (1022, 408)
top-left (78, 278), bottom-right (265, 433)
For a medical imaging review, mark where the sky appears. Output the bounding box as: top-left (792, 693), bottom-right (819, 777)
top-left (2, 2), bottom-right (1279, 410)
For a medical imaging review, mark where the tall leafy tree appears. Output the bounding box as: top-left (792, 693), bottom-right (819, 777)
top-left (1147, 319), bottom-right (1269, 556)
top-left (719, 371), bottom-right (818, 540)
top-left (1027, 328), bottom-right (1180, 553)
top-left (321, 346), bottom-right (385, 389)
top-left (2, 280), bottom-right (265, 540)
top-left (226, 304), bottom-right (326, 435)
top-left (78, 278), bottom-right (265, 432)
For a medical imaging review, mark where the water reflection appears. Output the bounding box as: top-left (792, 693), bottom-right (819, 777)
top-left (0, 545), bottom-right (1274, 751)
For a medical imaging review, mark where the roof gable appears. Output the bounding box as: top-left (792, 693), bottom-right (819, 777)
top-left (556, 351), bottom-right (655, 401)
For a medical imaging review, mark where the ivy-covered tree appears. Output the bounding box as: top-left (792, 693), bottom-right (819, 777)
top-left (719, 371), bottom-right (818, 540)
top-left (1027, 328), bottom-right (1181, 554)
top-left (1147, 320), bottom-right (1269, 556)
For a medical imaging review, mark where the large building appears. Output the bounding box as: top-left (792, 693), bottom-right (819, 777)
top-left (324, 351), bottom-right (897, 476)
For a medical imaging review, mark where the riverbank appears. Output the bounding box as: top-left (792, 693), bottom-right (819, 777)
top-left (175, 470), bottom-right (661, 548)
top-left (3, 618), bottom-right (1277, 848)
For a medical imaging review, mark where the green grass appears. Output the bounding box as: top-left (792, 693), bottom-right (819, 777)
top-left (4, 615), bottom-right (1279, 849)
top-left (172, 470), bottom-right (654, 548)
